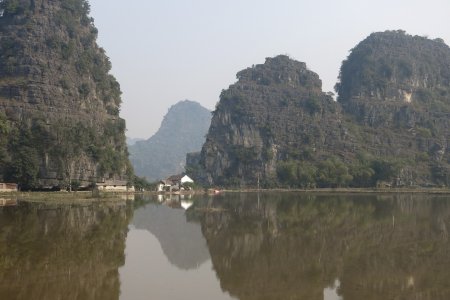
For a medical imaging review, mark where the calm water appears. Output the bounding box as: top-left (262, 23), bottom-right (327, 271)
top-left (1, 193), bottom-right (450, 299)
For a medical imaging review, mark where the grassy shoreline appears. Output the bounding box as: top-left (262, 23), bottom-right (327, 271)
top-left (221, 187), bottom-right (450, 195)
top-left (2, 188), bottom-right (450, 206)
top-left (2, 187), bottom-right (450, 199)
top-left (0, 191), bottom-right (134, 204)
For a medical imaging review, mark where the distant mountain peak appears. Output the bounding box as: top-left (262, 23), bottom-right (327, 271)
top-left (126, 137), bottom-right (145, 146)
top-left (129, 100), bottom-right (211, 181)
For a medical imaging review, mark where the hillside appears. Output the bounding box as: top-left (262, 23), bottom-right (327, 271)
top-left (129, 100), bottom-right (211, 182)
top-left (191, 31), bottom-right (450, 188)
top-left (196, 55), bottom-right (350, 187)
top-left (0, 0), bottom-right (131, 189)
top-left (336, 30), bottom-right (450, 186)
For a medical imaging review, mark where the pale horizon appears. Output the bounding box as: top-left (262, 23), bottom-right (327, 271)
top-left (89, 0), bottom-right (450, 139)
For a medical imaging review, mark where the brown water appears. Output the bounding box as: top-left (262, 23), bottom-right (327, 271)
top-left (1, 193), bottom-right (450, 299)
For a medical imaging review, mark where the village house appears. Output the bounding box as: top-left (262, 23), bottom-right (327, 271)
top-left (0, 183), bottom-right (18, 192)
top-left (96, 180), bottom-right (135, 192)
top-left (157, 174), bottom-right (194, 192)
top-left (0, 198), bottom-right (17, 207)
top-left (157, 180), bottom-right (173, 192)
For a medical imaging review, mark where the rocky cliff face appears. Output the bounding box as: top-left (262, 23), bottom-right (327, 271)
top-left (336, 30), bottom-right (450, 186)
top-left (129, 100), bottom-right (211, 181)
top-left (0, 0), bottom-right (131, 189)
top-left (193, 32), bottom-right (450, 188)
top-left (198, 55), bottom-right (351, 187)
top-left (336, 30), bottom-right (450, 109)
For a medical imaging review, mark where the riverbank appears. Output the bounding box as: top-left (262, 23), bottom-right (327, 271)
top-left (0, 191), bottom-right (135, 204)
top-left (2, 187), bottom-right (450, 205)
top-left (221, 187), bottom-right (450, 195)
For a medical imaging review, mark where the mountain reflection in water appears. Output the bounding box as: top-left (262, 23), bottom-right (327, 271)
top-left (132, 202), bottom-right (210, 269)
top-left (119, 196), bottom-right (235, 300)
top-left (0, 201), bottom-right (132, 300)
top-left (1, 193), bottom-right (450, 300)
top-left (186, 193), bottom-right (450, 300)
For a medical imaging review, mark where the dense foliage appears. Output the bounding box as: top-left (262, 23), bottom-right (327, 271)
top-left (275, 155), bottom-right (404, 189)
top-left (132, 175), bottom-right (156, 191)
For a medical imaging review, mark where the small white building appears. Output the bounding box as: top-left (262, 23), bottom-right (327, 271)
top-left (97, 180), bottom-right (135, 192)
top-left (157, 174), bottom-right (195, 192)
top-left (0, 183), bottom-right (18, 192)
top-left (180, 200), bottom-right (194, 210)
top-left (0, 198), bottom-right (17, 207)
top-left (180, 175), bottom-right (194, 184)
top-left (157, 180), bottom-right (173, 192)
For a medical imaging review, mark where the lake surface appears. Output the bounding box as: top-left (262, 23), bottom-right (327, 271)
top-left (1, 192), bottom-right (450, 299)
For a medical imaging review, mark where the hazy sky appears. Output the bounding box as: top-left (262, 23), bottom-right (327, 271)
top-left (89, 0), bottom-right (450, 139)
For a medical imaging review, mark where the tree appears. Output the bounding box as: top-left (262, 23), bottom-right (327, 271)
top-left (6, 126), bottom-right (40, 190)
top-left (316, 158), bottom-right (353, 188)
top-left (276, 161), bottom-right (297, 187)
top-left (350, 163), bottom-right (375, 187)
top-left (371, 159), bottom-right (400, 184)
top-left (133, 176), bottom-right (154, 191)
top-left (0, 113), bottom-right (9, 177)
top-left (297, 162), bottom-right (317, 188)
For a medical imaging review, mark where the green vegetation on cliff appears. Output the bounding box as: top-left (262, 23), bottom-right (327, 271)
top-left (0, 0), bottom-right (131, 189)
top-left (336, 30), bottom-right (450, 109)
top-left (335, 30), bottom-right (450, 187)
top-left (195, 55), bottom-right (345, 187)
